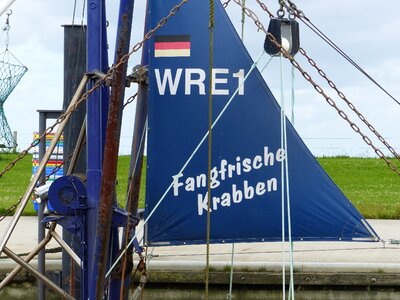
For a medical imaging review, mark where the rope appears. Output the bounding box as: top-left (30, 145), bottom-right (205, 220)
top-left (279, 54), bottom-right (286, 300)
top-left (285, 60), bottom-right (295, 300)
top-left (205, 0), bottom-right (215, 297)
top-left (241, 0), bottom-right (246, 40)
top-left (290, 64), bottom-right (295, 125)
top-left (3, 11), bottom-right (10, 51)
top-left (105, 51), bottom-right (267, 278)
top-left (71, 0), bottom-right (78, 25)
top-left (226, 243), bottom-right (235, 300)
top-left (81, 0), bottom-right (86, 26)
top-left (280, 53), bottom-right (295, 300)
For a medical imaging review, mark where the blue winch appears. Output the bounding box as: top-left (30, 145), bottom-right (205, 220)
top-left (47, 175), bottom-right (87, 215)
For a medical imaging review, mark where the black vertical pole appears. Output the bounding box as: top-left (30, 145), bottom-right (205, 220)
top-left (63, 25), bottom-right (87, 174)
top-left (62, 24), bottom-right (87, 297)
top-left (37, 112), bottom-right (46, 300)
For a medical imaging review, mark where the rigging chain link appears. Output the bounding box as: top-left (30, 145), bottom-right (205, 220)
top-left (0, 0), bottom-right (189, 181)
top-left (222, 0), bottom-right (231, 8)
top-left (123, 93), bottom-right (138, 109)
top-left (232, 0), bottom-right (400, 176)
top-left (255, 0), bottom-right (400, 160)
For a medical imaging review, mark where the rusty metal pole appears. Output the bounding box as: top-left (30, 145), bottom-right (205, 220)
top-left (92, 0), bottom-right (135, 298)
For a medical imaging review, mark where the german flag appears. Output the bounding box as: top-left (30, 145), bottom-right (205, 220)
top-left (154, 35), bottom-right (190, 58)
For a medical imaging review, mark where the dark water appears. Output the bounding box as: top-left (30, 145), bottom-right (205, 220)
top-left (1, 283), bottom-right (400, 300)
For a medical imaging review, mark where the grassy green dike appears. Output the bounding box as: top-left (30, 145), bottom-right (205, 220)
top-left (0, 154), bottom-right (34, 215)
top-left (318, 157), bottom-right (400, 219)
top-left (0, 153), bottom-right (399, 219)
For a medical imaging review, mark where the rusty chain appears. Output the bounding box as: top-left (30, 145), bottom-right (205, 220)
top-left (255, 0), bottom-right (400, 161)
top-left (299, 48), bottom-right (400, 160)
top-left (255, 0), bottom-right (273, 18)
top-left (0, 0), bottom-right (189, 181)
top-left (0, 0), bottom-right (189, 220)
top-left (232, 0), bottom-right (400, 176)
top-left (123, 93), bottom-right (138, 109)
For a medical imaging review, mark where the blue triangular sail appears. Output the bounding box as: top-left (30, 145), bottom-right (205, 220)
top-left (145, 0), bottom-right (379, 245)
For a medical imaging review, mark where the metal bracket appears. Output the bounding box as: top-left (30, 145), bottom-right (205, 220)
top-left (127, 65), bottom-right (148, 86)
top-left (42, 214), bottom-right (84, 236)
top-left (112, 206), bottom-right (140, 228)
top-left (88, 70), bottom-right (113, 87)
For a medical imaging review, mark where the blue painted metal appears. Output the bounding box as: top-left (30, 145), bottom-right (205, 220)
top-left (86, 0), bottom-right (109, 299)
top-left (145, 0), bottom-right (379, 245)
top-left (48, 175), bottom-right (87, 215)
top-left (86, 0), bottom-right (135, 298)
top-left (111, 206), bottom-right (139, 228)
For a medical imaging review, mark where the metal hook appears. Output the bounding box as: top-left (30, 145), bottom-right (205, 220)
top-left (4, 9), bottom-right (12, 28)
top-left (277, 9), bottom-right (285, 18)
top-left (277, 0), bottom-right (285, 17)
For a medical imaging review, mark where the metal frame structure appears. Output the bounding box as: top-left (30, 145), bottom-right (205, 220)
top-left (0, 0), bottom-right (144, 299)
top-left (0, 77), bottom-right (88, 299)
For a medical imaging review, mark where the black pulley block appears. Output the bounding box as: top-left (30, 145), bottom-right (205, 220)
top-left (264, 18), bottom-right (300, 56)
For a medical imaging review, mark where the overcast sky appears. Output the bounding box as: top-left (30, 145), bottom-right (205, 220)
top-left (2, 0), bottom-right (400, 158)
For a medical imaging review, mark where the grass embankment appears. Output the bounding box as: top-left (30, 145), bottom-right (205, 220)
top-left (318, 157), bottom-right (400, 219)
top-left (0, 153), bottom-right (146, 216)
top-left (0, 154), bottom-right (399, 219)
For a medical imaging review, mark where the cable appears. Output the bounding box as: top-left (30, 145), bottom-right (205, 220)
top-left (290, 64), bottom-right (295, 125)
top-left (285, 60), bottom-right (295, 300)
top-left (71, 0), bottom-right (78, 26)
top-left (280, 53), bottom-right (295, 300)
top-left (226, 243), bottom-right (235, 300)
top-left (279, 54), bottom-right (286, 300)
top-left (284, 0), bottom-right (400, 107)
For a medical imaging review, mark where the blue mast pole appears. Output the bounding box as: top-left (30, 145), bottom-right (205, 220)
top-left (86, 0), bottom-right (109, 299)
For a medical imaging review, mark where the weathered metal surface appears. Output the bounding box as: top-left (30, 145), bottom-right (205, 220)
top-left (3, 247), bottom-right (75, 300)
top-left (92, 1), bottom-right (135, 299)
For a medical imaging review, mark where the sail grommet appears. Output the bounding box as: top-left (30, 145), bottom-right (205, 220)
top-left (264, 18), bottom-right (300, 56)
